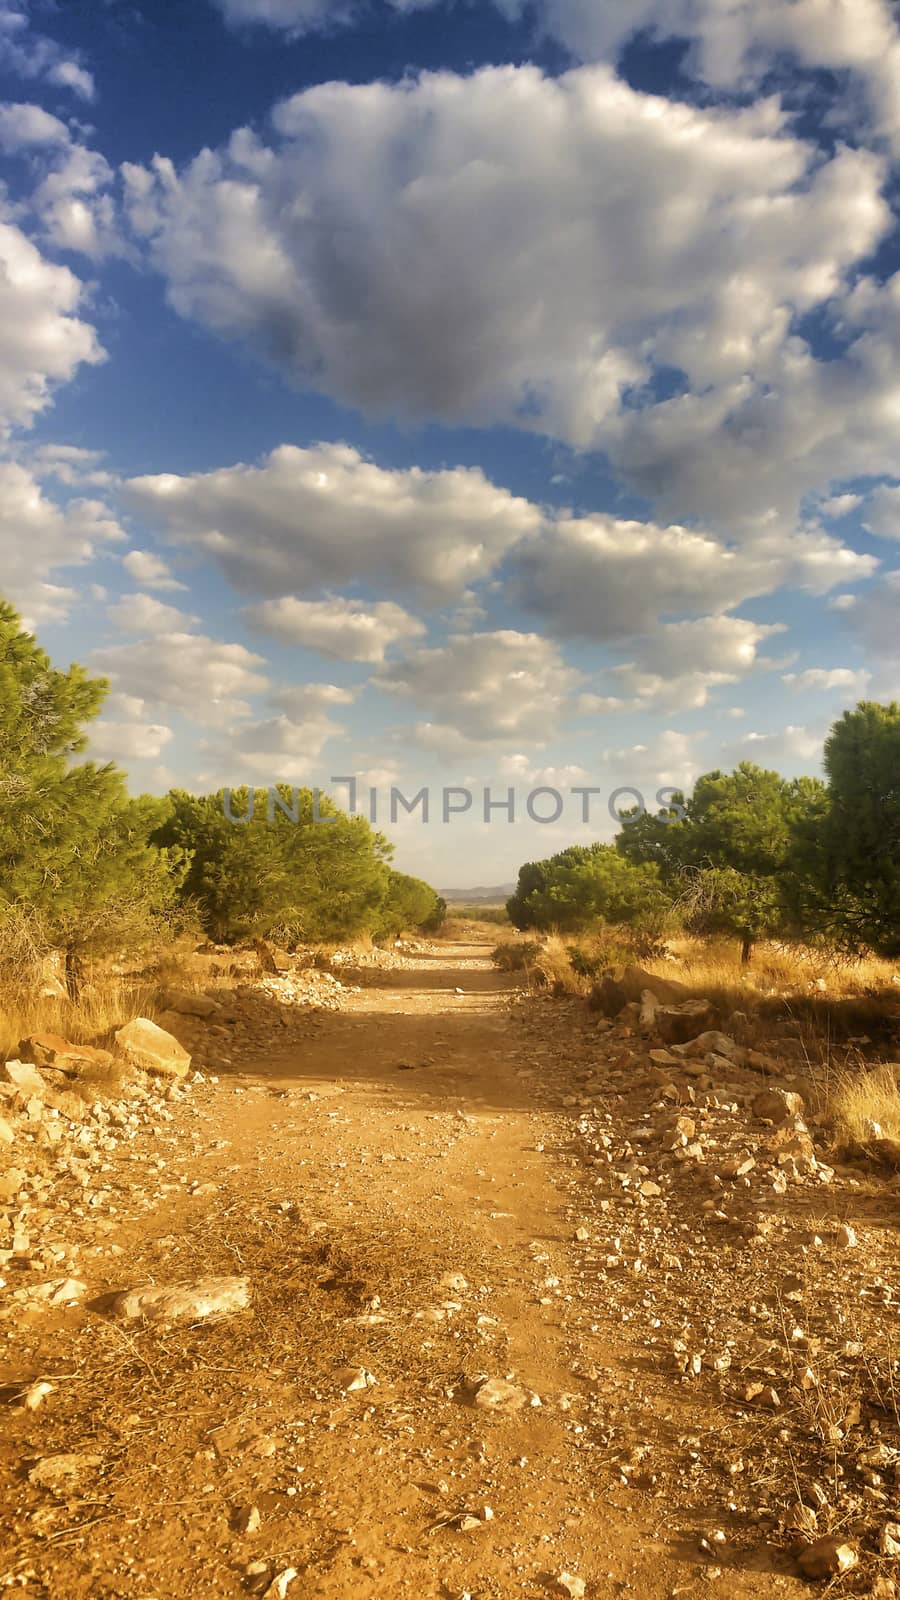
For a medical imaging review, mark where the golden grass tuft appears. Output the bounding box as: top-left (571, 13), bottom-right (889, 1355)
top-left (828, 1062), bottom-right (900, 1147)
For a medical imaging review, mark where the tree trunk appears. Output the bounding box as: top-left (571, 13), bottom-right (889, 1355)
top-left (65, 945), bottom-right (85, 1001)
top-left (740, 933), bottom-right (753, 965)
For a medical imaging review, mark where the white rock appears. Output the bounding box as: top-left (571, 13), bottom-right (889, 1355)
top-left (261, 1569), bottom-right (298, 1599)
top-left (111, 1275), bottom-right (250, 1323)
top-left (337, 1365), bottom-right (377, 1392)
top-left (114, 1017), bottom-right (191, 1080)
top-left (28, 1452), bottom-right (102, 1494)
top-left (554, 1574), bottom-right (586, 1599)
top-left (22, 1381), bottom-right (55, 1411)
top-left (472, 1376), bottom-right (530, 1411)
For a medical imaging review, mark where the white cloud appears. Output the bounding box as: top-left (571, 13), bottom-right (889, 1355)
top-left (0, 101), bottom-right (122, 259)
top-left (0, 460), bottom-right (122, 623)
top-left (121, 549), bottom-right (186, 591)
top-left (0, 6), bottom-right (94, 101)
top-left (89, 718), bottom-right (174, 762)
top-left (602, 728), bottom-right (706, 795)
top-left (512, 513), bottom-right (873, 640)
top-left (0, 101), bottom-right (68, 149)
top-left (863, 483), bottom-right (900, 540)
top-left (378, 629), bottom-right (586, 745)
top-left (125, 443), bottom-right (540, 604)
top-left (536, 0), bottom-right (900, 152)
top-left (611, 616), bottom-right (785, 710)
top-left (0, 214), bottom-right (103, 430)
top-left (244, 594), bottom-right (425, 663)
top-left (271, 681), bottom-right (357, 714)
top-left (107, 592), bottom-right (200, 634)
top-left (212, 0), bottom-right (440, 32)
top-left (91, 634), bottom-right (269, 722)
top-left (782, 666), bottom-right (870, 694)
top-left (46, 61), bottom-right (95, 101)
top-left (29, 443), bottom-right (112, 488)
top-left (837, 571), bottom-right (900, 661)
top-left (820, 493), bottom-right (862, 518)
top-left (734, 722), bottom-right (825, 766)
top-left (122, 65), bottom-right (891, 537)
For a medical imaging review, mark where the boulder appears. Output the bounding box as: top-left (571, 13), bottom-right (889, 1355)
top-left (160, 992), bottom-right (220, 1019)
top-left (655, 999), bottom-right (715, 1044)
top-left (797, 1537), bottom-right (858, 1579)
top-left (2, 1060), bottom-right (47, 1098)
top-left (28, 1453), bottom-right (102, 1495)
top-left (254, 940), bottom-right (292, 975)
top-left (18, 1033), bottom-right (112, 1073)
top-left (752, 1088), bottom-right (805, 1125)
top-left (672, 1031), bottom-right (744, 1062)
top-left (114, 1017), bottom-right (191, 1079)
top-left (110, 1275), bottom-right (250, 1323)
top-left (589, 964), bottom-right (688, 1016)
top-left (471, 1376), bottom-right (532, 1411)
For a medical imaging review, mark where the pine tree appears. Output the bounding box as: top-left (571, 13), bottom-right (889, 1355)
top-left (0, 600), bottom-right (181, 982)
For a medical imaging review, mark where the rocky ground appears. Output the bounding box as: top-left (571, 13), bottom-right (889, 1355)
top-left (0, 937), bottom-right (898, 1599)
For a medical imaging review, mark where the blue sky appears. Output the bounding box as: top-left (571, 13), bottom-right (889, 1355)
top-left (2, 0), bottom-right (899, 888)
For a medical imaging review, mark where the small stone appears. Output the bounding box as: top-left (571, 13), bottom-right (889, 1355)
top-left (471, 1376), bottom-right (531, 1411)
top-left (797, 1536), bottom-right (858, 1578)
top-left (28, 1453), bottom-right (102, 1495)
top-left (553, 1574), bottom-right (586, 1599)
top-left (21, 1382), bottom-right (55, 1411)
top-left (234, 1504), bottom-right (262, 1535)
top-left (338, 1366), bottom-right (377, 1392)
top-left (261, 1570), bottom-right (298, 1600)
top-left (881, 1523), bottom-right (900, 1558)
top-left (835, 1223), bottom-right (857, 1249)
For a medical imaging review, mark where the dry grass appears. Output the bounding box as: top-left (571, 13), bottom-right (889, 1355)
top-left (0, 927), bottom-right (214, 1062)
top-left (0, 972), bottom-right (164, 1061)
top-left (828, 1062), bottom-right (900, 1147)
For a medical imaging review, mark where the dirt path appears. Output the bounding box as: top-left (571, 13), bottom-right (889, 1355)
top-left (1, 940), bottom-right (846, 1598)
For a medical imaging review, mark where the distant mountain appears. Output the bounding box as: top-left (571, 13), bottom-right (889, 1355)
top-left (441, 884), bottom-right (515, 903)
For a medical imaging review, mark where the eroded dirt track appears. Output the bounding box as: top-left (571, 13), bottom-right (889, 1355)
top-left (2, 940), bottom-right (874, 1598)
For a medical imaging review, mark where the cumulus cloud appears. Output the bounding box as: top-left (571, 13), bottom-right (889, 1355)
top-left (88, 718), bottom-right (174, 762)
top-left (0, 214), bottom-right (103, 430)
top-left (0, 460), bottom-right (122, 623)
top-left (122, 65), bottom-right (892, 537)
top-left (121, 549), bottom-right (186, 590)
top-left (107, 592), bottom-right (200, 634)
top-left (536, 0), bottom-right (900, 152)
top-left (244, 594), bottom-right (425, 663)
top-left (28, 443), bottom-right (112, 488)
top-left (270, 681), bottom-right (357, 714)
top-left (610, 616), bottom-right (785, 710)
top-left (212, 0), bottom-right (441, 32)
top-left (733, 722), bottom-right (825, 766)
top-left (91, 634), bottom-right (270, 722)
top-left (862, 483), bottom-right (900, 540)
top-left (0, 5), bottom-right (94, 101)
top-left (377, 629), bottom-right (587, 744)
top-left (820, 493), bottom-right (862, 519)
top-left (125, 443), bottom-right (540, 604)
top-left (0, 100), bottom-right (122, 259)
top-left (782, 666), bottom-right (870, 694)
top-left (512, 514), bottom-right (874, 641)
top-left (836, 571), bottom-right (900, 661)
